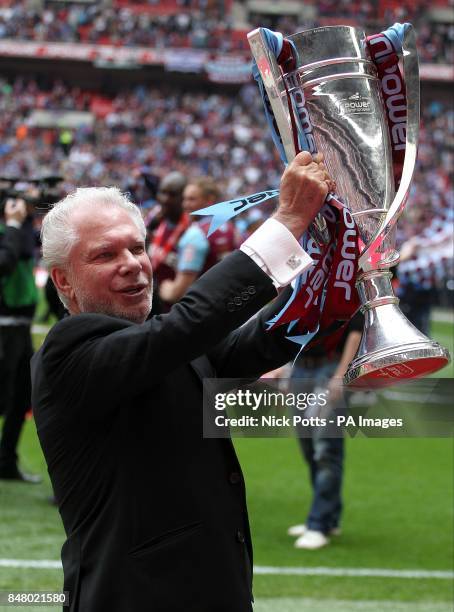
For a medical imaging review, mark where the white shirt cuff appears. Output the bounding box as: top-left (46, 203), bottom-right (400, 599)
top-left (240, 218), bottom-right (314, 287)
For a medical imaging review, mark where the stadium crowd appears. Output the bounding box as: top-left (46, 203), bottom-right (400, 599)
top-left (1, 76), bottom-right (452, 251)
top-left (250, 4), bottom-right (453, 64)
top-left (0, 78), bottom-right (282, 203)
top-left (0, 0), bottom-right (452, 63)
top-left (0, 0), bottom-right (237, 50)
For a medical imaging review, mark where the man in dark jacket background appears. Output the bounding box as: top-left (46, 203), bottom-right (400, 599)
top-left (0, 197), bottom-right (40, 482)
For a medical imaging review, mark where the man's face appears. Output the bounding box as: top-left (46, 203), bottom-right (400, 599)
top-left (53, 205), bottom-right (153, 324)
top-left (182, 184), bottom-right (206, 213)
top-left (157, 180), bottom-right (184, 220)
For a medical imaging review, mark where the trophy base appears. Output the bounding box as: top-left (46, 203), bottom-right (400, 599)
top-left (344, 341), bottom-right (450, 388)
top-left (344, 271), bottom-right (451, 388)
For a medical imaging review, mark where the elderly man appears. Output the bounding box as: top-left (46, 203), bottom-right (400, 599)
top-left (32, 152), bottom-right (332, 612)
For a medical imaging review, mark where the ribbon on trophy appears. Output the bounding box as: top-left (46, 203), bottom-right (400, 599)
top-left (192, 23), bottom-right (411, 353)
top-left (366, 23), bottom-right (411, 190)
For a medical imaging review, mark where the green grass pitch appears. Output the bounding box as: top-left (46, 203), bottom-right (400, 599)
top-left (0, 319), bottom-right (452, 611)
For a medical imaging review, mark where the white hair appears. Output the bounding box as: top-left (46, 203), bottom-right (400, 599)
top-left (41, 186), bottom-right (146, 308)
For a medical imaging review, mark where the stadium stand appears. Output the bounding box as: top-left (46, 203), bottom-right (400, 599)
top-left (0, 0), bottom-right (452, 61)
top-left (0, 0), bottom-right (240, 50)
top-left (0, 77), bottom-right (282, 197)
top-left (0, 0), bottom-right (452, 297)
top-left (248, 0), bottom-right (453, 63)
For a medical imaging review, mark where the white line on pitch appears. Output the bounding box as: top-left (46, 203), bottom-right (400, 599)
top-left (0, 559), bottom-right (452, 579)
top-left (254, 566), bottom-right (454, 579)
top-left (253, 598), bottom-right (452, 612)
top-left (0, 560), bottom-right (61, 569)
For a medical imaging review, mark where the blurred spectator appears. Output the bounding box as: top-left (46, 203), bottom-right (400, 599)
top-left (156, 175), bottom-right (240, 304)
top-left (0, 196), bottom-right (41, 483)
top-left (288, 314), bottom-right (363, 550)
top-left (59, 129), bottom-right (73, 157)
top-left (183, 176), bottom-right (240, 267)
top-left (148, 171), bottom-right (208, 311)
top-left (40, 276), bottom-right (66, 323)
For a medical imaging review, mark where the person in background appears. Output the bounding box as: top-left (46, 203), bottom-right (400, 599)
top-left (43, 275), bottom-right (67, 322)
top-left (148, 171), bottom-right (208, 312)
top-left (59, 129), bottom-right (73, 157)
top-left (397, 233), bottom-right (436, 336)
top-left (158, 175), bottom-right (239, 305)
top-left (183, 176), bottom-right (240, 268)
top-left (287, 313), bottom-right (363, 549)
top-left (0, 197), bottom-right (41, 482)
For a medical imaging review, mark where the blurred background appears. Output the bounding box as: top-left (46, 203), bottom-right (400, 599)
top-left (0, 1), bottom-right (452, 611)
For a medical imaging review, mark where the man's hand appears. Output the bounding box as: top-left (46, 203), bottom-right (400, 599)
top-left (5, 198), bottom-right (27, 227)
top-left (273, 152), bottom-right (334, 239)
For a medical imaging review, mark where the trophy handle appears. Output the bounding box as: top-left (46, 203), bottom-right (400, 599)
top-left (358, 25), bottom-right (420, 271)
top-left (248, 27), bottom-right (330, 245)
top-left (248, 28), bottom-right (297, 162)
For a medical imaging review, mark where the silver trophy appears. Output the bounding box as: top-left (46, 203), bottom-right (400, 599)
top-left (248, 25), bottom-right (450, 387)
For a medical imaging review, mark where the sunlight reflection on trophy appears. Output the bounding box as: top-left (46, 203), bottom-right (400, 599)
top-left (248, 24), bottom-right (450, 387)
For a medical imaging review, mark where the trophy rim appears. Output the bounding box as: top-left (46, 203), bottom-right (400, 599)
top-left (344, 342), bottom-right (451, 388)
top-left (287, 24), bottom-right (366, 40)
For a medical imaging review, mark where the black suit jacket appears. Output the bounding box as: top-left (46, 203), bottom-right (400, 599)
top-left (31, 251), bottom-right (300, 612)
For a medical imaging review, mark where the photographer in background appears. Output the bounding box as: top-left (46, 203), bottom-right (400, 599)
top-left (0, 199), bottom-right (27, 275)
top-left (0, 192), bottom-right (41, 482)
